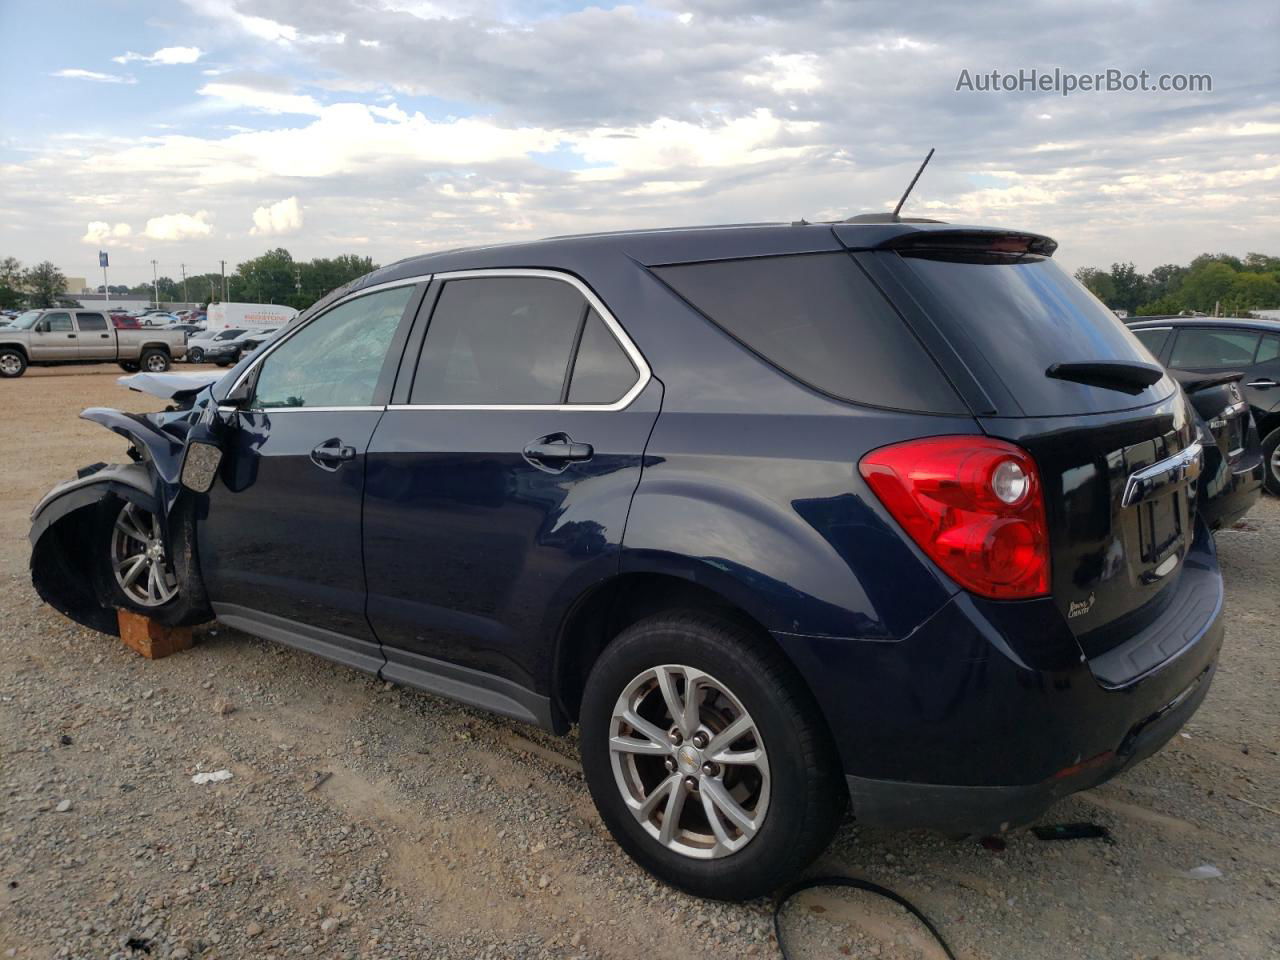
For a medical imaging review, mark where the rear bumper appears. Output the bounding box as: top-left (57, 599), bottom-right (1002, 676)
top-left (777, 520), bottom-right (1224, 834)
top-left (844, 658), bottom-right (1216, 834)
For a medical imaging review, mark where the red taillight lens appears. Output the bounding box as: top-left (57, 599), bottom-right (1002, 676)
top-left (859, 436), bottom-right (1050, 599)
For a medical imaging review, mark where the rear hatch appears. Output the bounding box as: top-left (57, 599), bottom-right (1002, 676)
top-left (849, 229), bottom-right (1201, 656)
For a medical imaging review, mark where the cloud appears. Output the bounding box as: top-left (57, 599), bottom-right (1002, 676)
top-left (112, 46), bottom-right (203, 65)
top-left (250, 196), bottom-right (304, 235)
top-left (81, 222), bottom-right (133, 244)
top-left (197, 82), bottom-right (323, 115)
top-left (143, 211), bottom-right (213, 241)
top-left (52, 69), bottom-right (136, 84)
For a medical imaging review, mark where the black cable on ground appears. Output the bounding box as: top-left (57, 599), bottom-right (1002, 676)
top-left (773, 875), bottom-right (957, 960)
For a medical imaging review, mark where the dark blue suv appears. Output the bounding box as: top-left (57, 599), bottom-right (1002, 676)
top-left (30, 220), bottom-right (1224, 900)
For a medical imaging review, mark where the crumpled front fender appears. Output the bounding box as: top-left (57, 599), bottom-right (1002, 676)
top-left (28, 462), bottom-right (160, 636)
top-left (80, 407), bottom-right (186, 490)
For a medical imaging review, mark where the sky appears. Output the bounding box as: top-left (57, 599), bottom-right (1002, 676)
top-left (0, 0), bottom-right (1277, 287)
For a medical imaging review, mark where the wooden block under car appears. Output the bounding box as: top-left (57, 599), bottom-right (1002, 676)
top-left (116, 609), bottom-right (193, 659)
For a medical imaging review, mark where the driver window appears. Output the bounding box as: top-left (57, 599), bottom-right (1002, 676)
top-left (252, 287), bottom-right (413, 409)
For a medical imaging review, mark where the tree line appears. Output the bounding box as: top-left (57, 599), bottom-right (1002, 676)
top-left (0, 249), bottom-right (379, 311)
top-left (1075, 252), bottom-right (1280, 317)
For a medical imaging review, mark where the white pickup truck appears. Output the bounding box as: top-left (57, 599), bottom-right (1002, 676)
top-left (0, 309), bottom-right (187, 378)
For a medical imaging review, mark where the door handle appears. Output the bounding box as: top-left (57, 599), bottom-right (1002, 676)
top-left (67, 334), bottom-right (76, 339)
top-left (523, 433), bottom-right (593, 470)
top-left (310, 439), bottom-right (357, 471)
top-left (1245, 379), bottom-right (1277, 389)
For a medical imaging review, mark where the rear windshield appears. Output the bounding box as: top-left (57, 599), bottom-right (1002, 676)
top-left (651, 253), bottom-right (965, 413)
top-left (900, 254), bottom-right (1172, 416)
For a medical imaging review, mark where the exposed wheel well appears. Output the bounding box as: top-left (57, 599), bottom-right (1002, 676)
top-left (0, 343), bottom-right (28, 358)
top-left (140, 343), bottom-right (171, 355)
top-left (554, 572), bottom-right (783, 727)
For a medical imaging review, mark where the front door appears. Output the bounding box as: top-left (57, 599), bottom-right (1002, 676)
top-left (197, 284), bottom-right (420, 673)
top-left (363, 273), bottom-right (658, 708)
top-left (31, 312), bottom-right (77, 360)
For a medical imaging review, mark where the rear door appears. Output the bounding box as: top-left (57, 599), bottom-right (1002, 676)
top-left (197, 285), bottom-right (421, 672)
top-left (363, 271), bottom-right (658, 710)
top-left (856, 235), bottom-right (1200, 657)
top-left (75, 312), bottom-right (114, 359)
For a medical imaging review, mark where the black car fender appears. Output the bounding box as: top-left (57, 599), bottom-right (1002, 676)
top-left (28, 462), bottom-right (160, 636)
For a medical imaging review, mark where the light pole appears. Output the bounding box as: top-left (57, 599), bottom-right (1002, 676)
top-left (180, 263), bottom-right (189, 305)
top-left (151, 259), bottom-right (159, 308)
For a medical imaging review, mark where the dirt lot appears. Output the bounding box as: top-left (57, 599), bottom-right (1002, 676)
top-left (1, 367), bottom-right (1278, 960)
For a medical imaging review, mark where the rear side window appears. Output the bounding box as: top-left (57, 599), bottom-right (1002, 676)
top-left (652, 253), bottom-right (963, 413)
top-left (77, 313), bottom-right (107, 331)
top-left (568, 309), bottom-right (638, 403)
top-left (1170, 328), bottom-right (1261, 369)
top-left (900, 254), bottom-right (1171, 416)
top-left (1258, 335), bottom-right (1280, 364)
top-left (1131, 327), bottom-right (1170, 358)
top-left (45, 313), bottom-right (72, 332)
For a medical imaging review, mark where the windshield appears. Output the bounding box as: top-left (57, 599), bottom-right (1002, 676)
top-left (10, 311), bottom-right (42, 330)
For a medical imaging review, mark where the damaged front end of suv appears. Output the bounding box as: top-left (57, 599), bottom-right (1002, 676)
top-left (28, 370), bottom-right (230, 635)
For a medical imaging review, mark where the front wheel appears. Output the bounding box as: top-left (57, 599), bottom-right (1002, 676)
top-left (0, 348), bottom-right (27, 378)
top-left (1263, 427), bottom-right (1280, 497)
top-left (187, 346), bottom-right (205, 363)
top-left (579, 612), bottom-right (845, 901)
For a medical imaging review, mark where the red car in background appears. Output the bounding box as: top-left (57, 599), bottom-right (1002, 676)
top-left (110, 312), bottom-right (140, 329)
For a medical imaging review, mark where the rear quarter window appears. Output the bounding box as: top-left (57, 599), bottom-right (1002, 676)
top-left (651, 253), bottom-right (964, 414)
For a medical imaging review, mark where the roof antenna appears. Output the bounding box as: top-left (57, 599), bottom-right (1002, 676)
top-left (891, 147), bottom-right (934, 220)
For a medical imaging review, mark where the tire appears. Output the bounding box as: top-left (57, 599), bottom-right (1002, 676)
top-left (188, 346), bottom-right (205, 363)
top-left (0, 347), bottom-right (27, 378)
top-left (92, 495), bottom-right (212, 628)
top-left (118, 361), bottom-right (140, 373)
top-left (139, 349), bottom-right (170, 373)
top-left (1263, 427), bottom-right (1280, 497)
top-left (579, 611), bottom-right (845, 901)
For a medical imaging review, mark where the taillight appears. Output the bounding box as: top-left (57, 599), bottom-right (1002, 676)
top-left (859, 436), bottom-right (1050, 600)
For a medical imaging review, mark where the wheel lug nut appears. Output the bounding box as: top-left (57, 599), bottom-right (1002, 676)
top-left (664, 757), bottom-right (676, 772)
top-left (691, 731), bottom-right (709, 749)
top-left (683, 776), bottom-right (698, 792)
top-left (701, 761), bottom-right (718, 777)
top-left (667, 730), bottom-right (682, 745)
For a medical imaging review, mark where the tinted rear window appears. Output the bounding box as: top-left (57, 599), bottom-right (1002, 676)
top-left (900, 254), bottom-right (1172, 416)
top-left (652, 253), bottom-right (964, 413)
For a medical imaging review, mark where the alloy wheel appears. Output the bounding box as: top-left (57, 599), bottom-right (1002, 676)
top-left (608, 664), bottom-right (770, 859)
top-left (110, 501), bottom-right (178, 607)
top-left (145, 353), bottom-right (168, 371)
top-left (0, 353), bottom-right (21, 376)
top-left (1272, 445), bottom-right (1280, 485)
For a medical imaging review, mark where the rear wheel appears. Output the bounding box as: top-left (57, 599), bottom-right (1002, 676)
top-left (0, 348), bottom-right (26, 378)
top-left (1263, 427), bottom-right (1280, 497)
top-left (579, 612), bottom-right (845, 901)
top-left (139, 349), bottom-right (170, 373)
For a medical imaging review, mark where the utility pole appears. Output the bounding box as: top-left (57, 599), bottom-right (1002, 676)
top-left (151, 259), bottom-right (159, 308)
top-left (180, 263), bottom-right (189, 305)
top-left (219, 260), bottom-right (227, 302)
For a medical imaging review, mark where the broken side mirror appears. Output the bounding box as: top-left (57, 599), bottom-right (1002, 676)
top-left (180, 423), bottom-right (224, 493)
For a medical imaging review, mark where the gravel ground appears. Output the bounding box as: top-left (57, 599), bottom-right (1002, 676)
top-left (1, 367), bottom-right (1278, 960)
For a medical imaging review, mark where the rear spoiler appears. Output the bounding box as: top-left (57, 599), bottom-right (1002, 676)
top-left (1169, 368), bottom-right (1245, 394)
top-left (883, 229), bottom-right (1058, 258)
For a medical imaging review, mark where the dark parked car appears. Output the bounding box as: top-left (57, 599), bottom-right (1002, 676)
top-left (1169, 370), bottom-right (1262, 528)
top-left (1128, 317), bottom-right (1280, 495)
top-left (30, 221), bottom-right (1223, 900)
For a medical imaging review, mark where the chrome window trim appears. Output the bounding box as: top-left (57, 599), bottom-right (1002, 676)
top-left (224, 405), bottom-right (386, 414)
top-left (225, 276), bottom-right (431, 408)
top-left (226, 268), bottom-right (651, 414)
top-left (389, 268), bottom-right (652, 413)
